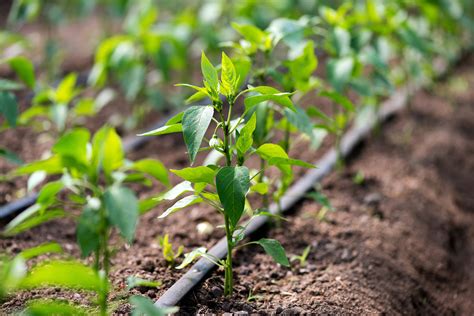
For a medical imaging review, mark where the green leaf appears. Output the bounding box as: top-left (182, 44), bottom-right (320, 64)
top-left (77, 207), bottom-right (101, 257)
top-left (18, 242), bottom-right (62, 260)
top-left (268, 157), bottom-right (315, 168)
top-left (55, 73), bottom-right (77, 104)
top-left (327, 57), bottom-right (354, 92)
top-left (236, 113), bottom-right (256, 156)
top-left (216, 166), bottom-right (250, 228)
top-left (37, 181), bottom-right (64, 205)
top-left (256, 239), bottom-right (289, 267)
top-left (158, 195), bottom-right (202, 219)
top-left (104, 186), bottom-right (138, 243)
top-left (182, 106), bottom-right (214, 164)
top-left (255, 143), bottom-right (288, 161)
top-left (132, 159), bottom-right (169, 186)
top-left (0, 147), bottom-right (22, 164)
top-left (0, 78), bottom-right (23, 91)
top-left (9, 56), bottom-right (35, 88)
top-left (250, 182), bottom-right (268, 195)
top-left (20, 261), bottom-right (105, 292)
top-left (232, 22), bottom-right (267, 46)
top-left (171, 166), bottom-right (216, 185)
top-left (23, 300), bottom-right (89, 316)
top-left (320, 90), bottom-right (355, 112)
top-left (138, 198), bottom-right (160, 215)
top-left (15, 156), bottom-right (63, 176)
top-left (156, 181), bottom-right (194, 201)
top-left (201, 52), bottom-right (218, 92)
top-left (91, 126), bottom-right (124, 178)
top-left (138, 123), bottom-right (182, 137)
top-left (244, 86), bottom-right (295, 111)
top-left (130, 295), bottom-right (179, 316)
top-left (126, 276), bottom-right (161, 290)
top-left (220, 52), bottom-right (237, 97)
top-left (176, 247), bottom-right (206, 269)
top-left (283, 107), bottom-right (314, 140)
top-left (3, 209), bottom-right (66, 237)
top-left (52, 128), bottom-right (90, 167)
top-left (0, 91), bottom-right (18, 127)
top-left (306, 191), bottom-right (334, 211)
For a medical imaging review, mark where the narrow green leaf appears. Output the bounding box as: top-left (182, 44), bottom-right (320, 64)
top-left (159, 195), bottom-right (202, 219)
top-left (256, 238), bottom-right (289, 267)
top-left (126, 277), bottom-right (161, 290)
top-left (23, 300), bottom-right (89, 316)
top-left (319, 90), bottom-right (355, 112)
top-left (171, 166), bottom-right (216, 185)
top-left (0, 78), bottom-right (23, 91)
top-left (236, 113), bottom-right (256, 156)
top-left (176, 247), bottom-right (207, 269)
top-left (201, 52), bottom-right (218, 92)
top-left (132, 159), bottom-right (169, 186)
top-left (18, 242), bottom-right (62, 260)
top-left (220, 52), bottom-right (237, 97)
top-left (327, 57), bottom-right (354, 92)
top-left (15, 156), bottom-right (63, 176)
top-left (104, 186), bottom-right (138, 242)
top-left (138, 124), bottom-right (182, 137)
top-left (216, 166), bottom-right (250, 228)
top-left (182, 106), bottom-right (214, 164)
top-left (0, 147), bottom-right (22, 164)
top-left (37, 181), bottom-right (64, 205)
top-left (0, 91), bottom-right (18, 127)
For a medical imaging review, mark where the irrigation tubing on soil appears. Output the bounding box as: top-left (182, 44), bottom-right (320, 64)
top-left (153, 56), bottom-right (454, 308)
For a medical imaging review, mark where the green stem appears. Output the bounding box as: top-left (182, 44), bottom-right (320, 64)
top-left (223, 215), bottom-right (234, 296)
top-left (283, 119), bottom-right (291, 153)
top-left (259, 158), bottom-right (269, 209)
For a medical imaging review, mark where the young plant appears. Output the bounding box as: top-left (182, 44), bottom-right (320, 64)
top-left (290, 245), bottom-right (311, 267)
top-left (140, 52), bottom-right (315, 296)
top-left (3, 125), bottom-right (169, 315)
top-left (158, 234), bottom-right (184, 266)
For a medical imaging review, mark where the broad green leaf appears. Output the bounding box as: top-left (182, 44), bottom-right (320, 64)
top-left (91, 126), bottom-right (124, 178)
top-left (255, 143), bottom-right (288, 161)
top-left (0, 91), bottom-right (18, 127)
top-left (232, 23), bottom-right (267, 46)
top-left (331, 27), bottom-right (351, 57)
top-left (236, 113), bottom-right (256, 156)
top-left (159, 195), bottom-right (202, 219)
top-left (306, 106), bottom-right (333, 123)
top-left (201, 52), bottom-right (218, 92)
top-left (327, 57), bottom-right (354, 92)
top-left (176, 247), bottom-right (206, 269)
top-left (250, 182), bottom-right (268, 195)
top-left (9, 56), bottom-right (35, 88)
top-left (77, 207), bottom-right (101, 257)
top-left (104, 186), bottom-right (138, 243)
top-left (283, 107), bottom-right (314, 140)
top-left (171, 166), bottom-right (216, 185)
top-left (319, 90), bottom-right (355, 112)
top-left (18, 242), bottom-right (62, 260)
top-left (0, 147), bottom-right (22, 164)
top-left (220, 52), bottom-right (237, 97)
top-left (52, 128), bottom-right (90, 166)
top-left (256, 238), bottom-right (289, 267)
top-left (20, 261), bottom-right (104, 292)
top-left (132, 159), bottom-right (169, 186)
top-left (244, 86), bottom-right (295, 111)
top-left (23, 300), bottom-right (89, 316)
top-left (216, 166), bottom-right (250, 228)
top-left (182, 106), bottom-right (214, 164)
top-left (126, 276), bottom-right (161, 290)
top-left (130, 295), bottom-right (179, 316)
top-left (286, 41), bottom-right (318, 90)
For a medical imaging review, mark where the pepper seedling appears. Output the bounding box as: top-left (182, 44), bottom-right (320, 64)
top-left (140, 51), bottom-right (315, 296)
top-left (3, 125), bottom-right (170, 315)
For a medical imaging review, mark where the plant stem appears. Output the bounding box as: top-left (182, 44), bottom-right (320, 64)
top-left (223, 215), bottom-right (234, 296)
top-left (259, 158), bottom-right (269, 208)
top-left (283, 119), bottom-right (291, 153)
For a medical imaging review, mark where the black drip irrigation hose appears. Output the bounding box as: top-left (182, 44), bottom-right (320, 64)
top-left (154, 58), bottom-right (452, 308)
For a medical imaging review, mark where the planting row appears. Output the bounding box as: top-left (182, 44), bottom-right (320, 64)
top-left (1, 0), bottom-right (473, 314)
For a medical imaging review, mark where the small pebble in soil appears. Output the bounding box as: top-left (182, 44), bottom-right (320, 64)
top-left (364, 192), bottom-right (382, 206)
top-left (210, 286), bottom-right (223, 297)
top-left (280, 307), bottom-right (305, 315)
top-left (146, 290), bottom-right (156, 299)
top-left (142, 260), bottom-right (155, 272)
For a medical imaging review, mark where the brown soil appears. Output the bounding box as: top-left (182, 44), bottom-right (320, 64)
top-left (176, 57), bottom-right (474, 314)
top-left (0, 54), bottom-right (473, 314)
